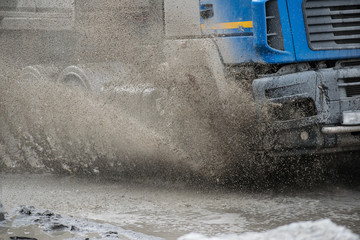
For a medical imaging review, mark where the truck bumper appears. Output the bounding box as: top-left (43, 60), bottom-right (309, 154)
top-left (252, 65), bottom-right (360, 156)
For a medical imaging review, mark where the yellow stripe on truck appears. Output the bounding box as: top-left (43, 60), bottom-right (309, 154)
top-left (201, 21), bottom-right (253, 30)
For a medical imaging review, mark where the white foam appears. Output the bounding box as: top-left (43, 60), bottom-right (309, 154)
top-left (179, 219), bottom-right (359, 240)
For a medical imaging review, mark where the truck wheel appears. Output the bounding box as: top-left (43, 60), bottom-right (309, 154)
top-left (57, 65), bottom-right (90, 90)
top-left (19, 65), bottom-right (60, 83)
top-left (57, 62), bottom-right (136, 92)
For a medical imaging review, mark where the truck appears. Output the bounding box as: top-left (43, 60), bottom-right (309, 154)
top-left (1, 0), bottom-right (360, 177)
top-left (195, 0), bottom-right (360, 157)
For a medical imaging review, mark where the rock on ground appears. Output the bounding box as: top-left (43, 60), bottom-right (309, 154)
top-left (0, 203), bottom-right (5, 222)
top-left (5, 206), bottom-right (162, 240)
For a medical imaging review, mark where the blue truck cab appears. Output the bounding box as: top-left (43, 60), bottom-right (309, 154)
top-left (199, 0), bottom-right (360, 155)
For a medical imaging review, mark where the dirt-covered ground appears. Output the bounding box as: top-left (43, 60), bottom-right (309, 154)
top-left (0, 173), bottom-right (359, 240)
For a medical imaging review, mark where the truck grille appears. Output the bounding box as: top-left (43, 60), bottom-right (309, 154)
top-left (338, 77), bottom-right (360, 97)
top-left (303, 0), bottom-right (360, 50)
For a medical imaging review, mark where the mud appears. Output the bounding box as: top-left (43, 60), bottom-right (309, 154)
top-left (0, 44), bottom-right (260, 186)
top-left (0, 174), bottom-right (359, 239)
top-left (1, 71), bottom-right (357, 189)
top-left (1, 205), bottom-right (161, 240)
top-left (0, 0), bottom-right (273, 186)
top-left (0, 76), bottom-right (192, 178)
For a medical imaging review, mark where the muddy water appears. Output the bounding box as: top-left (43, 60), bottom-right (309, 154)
top-left (0, 174), bottom-right (359, 239)
top-left (0, 223), bottom-right (83, 240)
top-left (0, 59), bottom-right (260, 186)
top-left (0, 76), bottom-right (196, 177)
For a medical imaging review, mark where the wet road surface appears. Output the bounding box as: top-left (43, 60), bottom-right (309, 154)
top-left (0, 174), bottom-right (359, 239)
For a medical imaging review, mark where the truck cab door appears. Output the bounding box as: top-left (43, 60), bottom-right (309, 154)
top-left (200, 0), bottom-right (253, 36)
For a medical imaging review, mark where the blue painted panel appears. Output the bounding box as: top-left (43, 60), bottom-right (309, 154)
top-left (251, 0), bottom-right (295, 64)
top-left (286, 0), bottom-right (360, 62)
top-left (199, 0), bottom-right (253, 35)
top-left (198, 0), bottom-right (297, 64)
